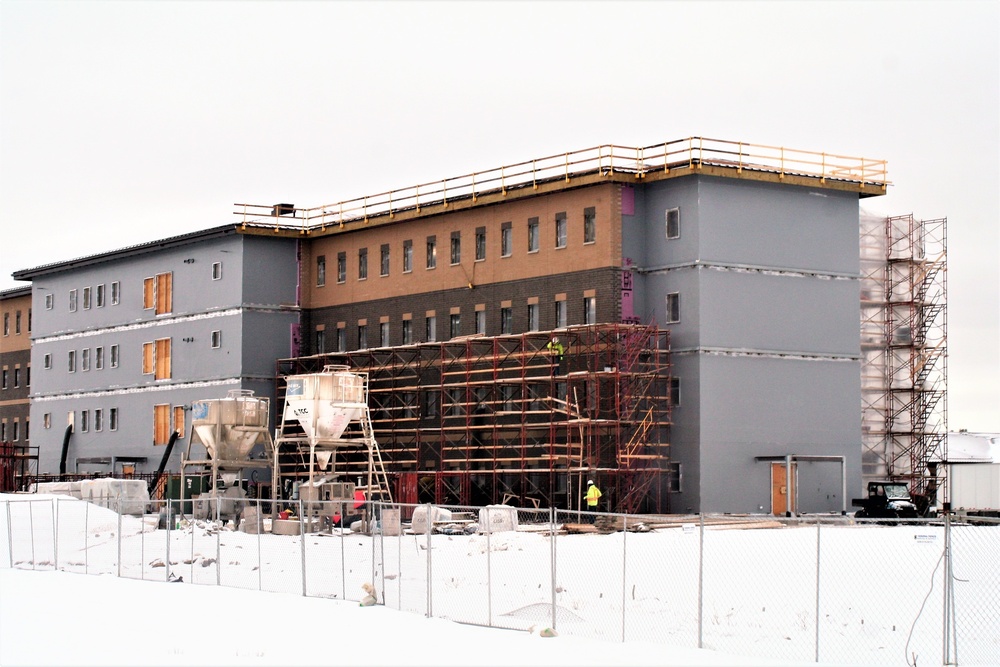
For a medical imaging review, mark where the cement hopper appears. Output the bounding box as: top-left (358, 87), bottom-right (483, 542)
top-left (191, 390), bottom-right (271, 463)
top-left (283, 366), bottom-right (366, 442)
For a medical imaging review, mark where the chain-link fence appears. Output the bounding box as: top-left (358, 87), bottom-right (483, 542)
top-left (2, 496), bottom-right (997, 665)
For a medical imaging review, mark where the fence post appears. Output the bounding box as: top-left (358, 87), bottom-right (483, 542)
top-left (29, 501), bottom-right (35, 570)
top-left (697, 512), bottom-right (704, 649)
top-left (256, 499), bottom-right (262, 592)
top-left (299, 498), bottom-right (306, 597)
top-left (165, 500), bottom-right (171, 582)
top-left (621, 513), bottom-right (628, 642)
top-left (5, 501), bottom-right (12, 568)
top-left (84, 502), bottom-right (90, 575)
top-left (550, 506), bottom-right (557, 631)
top-left (943, 512), bottom-right (953, 665)
top-left (426, 503), bottom-right (433, 618)
top-left (117, 497), bottom-right (123, 578)
top-left (486, 506), bottom-right (492, 627)
top-left (216, 499), bottom-right (221, 587)
top-left (340, 507), bottom-right (346, 600)
top-left (814, 518), bottom-right (821, 663)
top-left (53, 498), bottom-right (59, 572)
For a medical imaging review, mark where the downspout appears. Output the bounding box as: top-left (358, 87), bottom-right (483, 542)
top-left (148, 431), bottom-right (180, 497)
top-left (58, 423), bottom-right (74, 476)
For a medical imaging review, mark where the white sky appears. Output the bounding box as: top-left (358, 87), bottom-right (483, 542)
top-left (1, 1), bottom-right (997, 429)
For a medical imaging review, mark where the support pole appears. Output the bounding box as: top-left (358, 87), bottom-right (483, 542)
top-left (785, 454), bottom-right (793, 518)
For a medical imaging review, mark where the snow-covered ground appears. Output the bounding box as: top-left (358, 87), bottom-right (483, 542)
top-left (1, 494), bottom-right (997, 667)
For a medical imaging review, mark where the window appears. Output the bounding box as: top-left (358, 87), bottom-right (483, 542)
top-left (425, 315), bottom-right (437, 342)
top-left (1, 368), bottom-right (6, 389)
top-left (555, 212), bottom-right (567, 248)
top-left (380, 322), bottom-right (390, 347)
top-left (110, 344), bottom-right (119, 368)
top-left (475, 310), bottom-right (486, 335)
top-left (82, 348), bottom-right (90, 372)
top-left (336, 327), bottom-right (346, 353)
top-left (528, 217), bottom-right (539, 252)
top-left (337, 252), bottom-right (347, 283)
top-left (143, 338), bottom-right (172, 379)
top-left (110, 408), bottom-right (118, 431)
top-left (584, 296), bottom-right (596, 324)
top-left (13, 367), bottom-right (19, 387)
top-left (111, 281), bottom-right (120, 305)
top-left (11, 420), bottom-right (18, 441)
top-left (475, 227), bottom-right (486, 261)
top-left (212, 262), bottom-right (223, 280)
top-left (501, 307), bottom-right (512, 334)
top-left (211, 330), bottom-right (221, 348)
top-left (402, 320), bottom-right (412, 345)
top-left (153, 404), bottom-right (171, 445)
top-left (1, 421), bottom-right (5, 441)
top-left (380, 244), bottom-right (390, 276)
top-left (450, 231), bottom-right (461, 265)
top-left (23, 419), bottom-right (28, 441)
top-left (94, 409), bottom-right (103, 432)
top-left (25, 366), bottom-right (29, 387)
top-left (358, 248), bottom-right (368, 280)
top-left (15, 310), bottom-right (21, 334)
top-left (83, 287), bottom-right (92, 310)
top-left (45, 293), bottom-right (54, 310)
top-left (68, 350), bottom-right (76, 373)
top-left (173, 406), bottom-right (185, 439)
top-left (44, 413), bottom-right (52, 429)
top-left (670, 376), bottom-right (681, 407)
top-left (667, 461), bottom-right (683, 493)
top-left (666, 293), bottom-right (680, 323)
top-left (95, 347), bottom-right (104, 370)
top-left (69, 289), bottom-right (78, 312)
top-left (315, 329), bottom-right (325, 354)
top-left (527, 303), bottom-right (539, 331)
top-left (80, 410), bottom-right (89, 433)
top-left (555, 300), bottom-right (567, 328)
top-left (357, 324), bottom-right (368, 349)
top-left (666, 207), bottom-right (680, 239)
top-left (450, 313), bottom-right (461, 338)
top-left (403, 240), bottom-right (413, 273)
top-left (27, 309), bottom-right (30, 333)
top-left (317, 255), bottom-right (327, 286)
top-left (501, 222), bottom-right (512, 257)
top-left (96, 284), bottom-right (105, 307)
top-left (44, 353), bottom-right (52, 370)
top-left (584, 207), bottom-right (596, 244)
top-left (426, 236), bottom-right (437, 269)
top-left (2, 313), bottom-right (7, 335)
top-left (143, 272), bottom-right (173, 314)
top-left (422, 390), bottom-right (440, 419)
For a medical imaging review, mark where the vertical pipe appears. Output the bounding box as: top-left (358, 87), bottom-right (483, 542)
top-left (550, 506), bottom-right (557, 630)
top-left (299, 498), bottom-right (306, 597)
top-left (814, 518), bottom-right (821, 663)
top-left (621, 513), bottom-right (628, 643)
top-left (117, 497), bottom-right (123, 578)
top-left (697, 512), bottom-right (704, 649)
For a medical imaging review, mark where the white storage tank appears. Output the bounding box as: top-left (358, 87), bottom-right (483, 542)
top-left (283, 366), bottom-right (366, 441)
top-left (191, 390), bottom-right (271, 462)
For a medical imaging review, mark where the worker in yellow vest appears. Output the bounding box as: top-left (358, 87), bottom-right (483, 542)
top-left (584, 479), bottom-right (602, 522)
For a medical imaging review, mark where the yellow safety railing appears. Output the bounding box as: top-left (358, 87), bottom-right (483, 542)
top-left (235, 137), bottom-right (889, 232)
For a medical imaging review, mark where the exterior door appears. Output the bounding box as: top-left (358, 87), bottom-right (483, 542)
top-left (771, 462), bottom-right (797, 515)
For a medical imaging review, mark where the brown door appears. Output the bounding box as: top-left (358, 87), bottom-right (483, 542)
top-left (771, 462), bottom-right (797, 515)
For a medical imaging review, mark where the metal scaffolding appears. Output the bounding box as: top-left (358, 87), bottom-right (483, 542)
top-left (276, 323), bottom-right (673, 514)
top-left (860, 213), bottom-right (947, 508)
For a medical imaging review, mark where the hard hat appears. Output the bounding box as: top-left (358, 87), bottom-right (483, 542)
top-left (587, 479), bottom-right (594, 485)
top-left (553, 336), bottom-right (560, 342)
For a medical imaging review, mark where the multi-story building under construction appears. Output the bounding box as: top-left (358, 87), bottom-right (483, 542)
top-left (240, 138), bottom-right (894, 515)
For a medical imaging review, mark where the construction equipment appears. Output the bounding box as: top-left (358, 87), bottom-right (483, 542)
top-left (852, 481), bottom-right (920, 520)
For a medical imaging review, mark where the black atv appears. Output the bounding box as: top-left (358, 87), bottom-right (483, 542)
top-left (853, 482), bottom-right (920, 520)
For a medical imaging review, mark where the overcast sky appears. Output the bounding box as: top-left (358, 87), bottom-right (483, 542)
top-left (1, 1), bottom-right (997, 430)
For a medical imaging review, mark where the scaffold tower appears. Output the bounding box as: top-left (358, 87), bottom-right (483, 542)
top-left (860, 213), bottom-right (947, 508)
